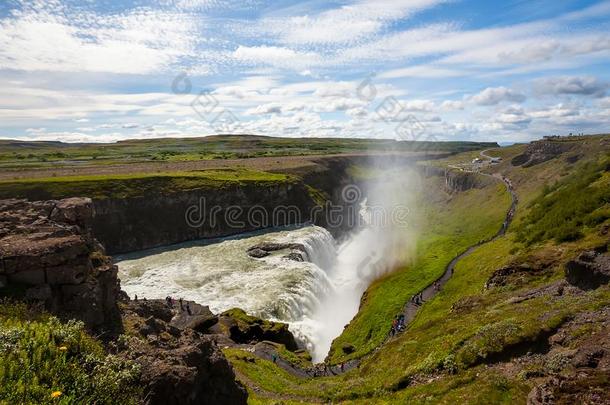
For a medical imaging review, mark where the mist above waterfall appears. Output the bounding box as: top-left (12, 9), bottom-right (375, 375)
top-left (305, 166), bottom-right (422, 362)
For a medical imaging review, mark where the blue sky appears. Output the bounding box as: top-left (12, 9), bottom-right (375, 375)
top-left (0, 0), bottom-right (609, 143)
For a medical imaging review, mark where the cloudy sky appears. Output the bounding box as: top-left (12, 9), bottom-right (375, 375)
top-left (1, 0), bottom-right (609, 143)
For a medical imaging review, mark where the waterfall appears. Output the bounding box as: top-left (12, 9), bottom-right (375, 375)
top-left (115, 225), bottom-right (339, 352)
top-left (115, 164), bottom-right (419, 363)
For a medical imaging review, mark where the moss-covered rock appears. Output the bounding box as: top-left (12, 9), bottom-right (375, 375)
top-left (219, 308), bottom-right (299, 351)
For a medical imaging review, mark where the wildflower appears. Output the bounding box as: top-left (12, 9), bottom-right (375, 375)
top-left (58, 346), bottom-right (68, 351)
top-left (51, 391), bottom-right (62, 398)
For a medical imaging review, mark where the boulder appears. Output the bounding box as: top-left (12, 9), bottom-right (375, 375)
top-left (170, 302), bottom-right (218, 332)
top-left (565, 249), bottom-right (610, 290)
top-left (219, 308), bottom-right (299, 351)
top-left (247, 248), bottom-right (269, 258)
top-left (246, 242), bottom-right (307, 258)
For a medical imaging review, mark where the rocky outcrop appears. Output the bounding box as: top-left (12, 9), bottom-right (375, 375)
top-left (246, 242), bottom-right (307, 261)
top-left (419, 166), bottom-right (493, 193)
top-left (0, 198), bottom-right (121, 332)
top-left (511, 140), bottom-right (575, 167)
top-left (120, 300), bottom-right (247, 405)
top-left (210, 308), bottom-right (299, 351)
top-left (565, 246), bottom-right (610, 290)
top-left (526, 308), bottom-right (610, 405)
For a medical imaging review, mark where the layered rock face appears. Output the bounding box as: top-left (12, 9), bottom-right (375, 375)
top-left (93, 182), bottom-right (319, 255)
top-left (0, 198), bottom-right (121, 332)
top-left (420, 166), bottom-right (493, 192)
top-left (511, 140), bottom-right (574, 167)
top-left (92, 156), bottom-right (376, 255)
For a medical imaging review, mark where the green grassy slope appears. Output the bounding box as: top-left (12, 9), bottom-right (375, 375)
top-left (226, 135), bottom-right (610, 404)
top-left (326, 176), bottom-right (510, 364)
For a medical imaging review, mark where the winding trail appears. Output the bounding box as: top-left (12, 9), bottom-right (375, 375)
top-left (238, 159), bottom-right (518, 381)
top-left (394, 171), bottom-right (517, 341)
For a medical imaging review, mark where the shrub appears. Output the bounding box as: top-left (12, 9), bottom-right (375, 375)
top-left (456, 319), bottom-right (522, 366)
top-left (515, 157), bottom-right (610, 246)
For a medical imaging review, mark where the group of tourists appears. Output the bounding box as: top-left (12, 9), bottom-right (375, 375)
top-left (389, 313), bottom-right (406, 336)
top-left (411, 292), bottom-right (425, 306)
top-left (165, 295), bottom-right (192, 315)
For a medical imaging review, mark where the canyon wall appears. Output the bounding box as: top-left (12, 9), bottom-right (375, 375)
top-left (420, 166), bottom-right (494, 192)
top-left (93, 156), bottom-right (367, 254)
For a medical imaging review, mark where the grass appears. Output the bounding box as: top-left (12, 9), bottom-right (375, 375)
top-left (0, 301), bottom-right (141, 404)
top-left (515, 155), bottom-right (610, 246)
top-left (326, 177), bottom-right (511, 364)
top-left (0, 168), bottom-right (292, 200)
top-left (224, 136), bottom-right (610, 403)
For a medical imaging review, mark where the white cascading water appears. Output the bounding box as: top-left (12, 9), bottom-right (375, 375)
top-left (304, 169), bottom-right (420, 361)
top-left (116, 225), bottom-right (338, 350)
top-left (116, 168), bottom-right (420, 362)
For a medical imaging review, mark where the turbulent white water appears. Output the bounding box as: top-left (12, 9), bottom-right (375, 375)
top-left (117, 169), bottom-right (419, 362)
top-left (116, 225), bottom-right (338, 349)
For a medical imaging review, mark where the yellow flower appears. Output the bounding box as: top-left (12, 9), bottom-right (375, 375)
top-left (58, 346), bottom-right (68, 351)
top-left (51, 391), bottom-right (62, 398)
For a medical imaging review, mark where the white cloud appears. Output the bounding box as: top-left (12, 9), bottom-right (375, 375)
top-left (232, 45), bottom-right (320, 69)
top-left (440, 100), bottom-right (465, 110)
top-left (471, 87), bottom-right (526, 106)
top-left (260, 0), bottom-right (448, 46)
top-left (379, 65), bottom-right (465, 79)
top-left (0, 3), bottom-right (200, 74)
top-left (534, 76), bottom-right (608, 98)
top-left (245, 102), bottom-right (283, 115)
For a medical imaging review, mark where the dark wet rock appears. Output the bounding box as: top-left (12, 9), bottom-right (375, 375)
top-left (218, 308), bottom-right (299, 351)
top-left (171, 302), bottom-right (218, 333)
top-left (511, 140), bottom-right (574, 167)
top-left (284, 251), bottom-right (305, 261)
top-left (247, 248), bottom-right (269, 258)
top-left (247, 242), bottom-right (307, 258)
top-left (565, 249), bottom-right (610, 290)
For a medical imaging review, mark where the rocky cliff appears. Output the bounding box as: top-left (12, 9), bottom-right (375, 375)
top-left (93, 157), bottom-right (368, 254)
top-left (119, 300), bottom-right (248, 405)
top-left (92, 181), bottom-right (319, 254)
top-left (0, 197), bottom-right (121, 332)
top-left (511, 140), bottom-right (575, 167)
top-left (421, 166), bottom-right (493, 192)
